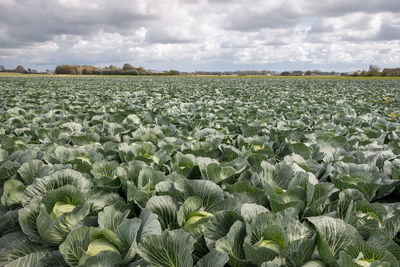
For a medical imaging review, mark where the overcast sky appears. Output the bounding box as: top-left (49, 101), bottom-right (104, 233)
top-left (1, 0), bottom-right (399, 72)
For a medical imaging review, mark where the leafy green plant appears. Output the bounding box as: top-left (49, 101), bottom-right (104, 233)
top-left (0, 77), bottom-right (399, 266)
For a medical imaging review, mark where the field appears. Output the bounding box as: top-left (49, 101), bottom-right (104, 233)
top-left (2, 72), bottom-right (400, 80)
top-left (0, 76), bottom-right (399, 267)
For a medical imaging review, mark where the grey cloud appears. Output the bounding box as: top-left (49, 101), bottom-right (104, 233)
top-left (217, 0), bottom-right (400, 33)
top-left (145, 34), bottom-right (196, 44)
top-left (219, 2), bottom-right (302, 32)
top-left (338, 22), bottom-right (400, 42)
top-left (263, 40), bottom-right (289, 46)
top-left (0, 0), bottom-right (155, 47)
top-left (309, 21), bottom-right (335, 33)
top-left (301, 0), bottom-right (400, 16)
top-left (144, 26), bottom-right (198, 44)
top-left (307, 12), bottom-right (400, 43)
top-left (224, 12), bottom-right (299, 31)
top-left (340, 34), bottom-right (369, 42)
top-left (376, 23), bottom-right (400, 40)
top-left (219, 41), bottom-right (251, 49)
top-left (305, 35), bottom-right (335, 44)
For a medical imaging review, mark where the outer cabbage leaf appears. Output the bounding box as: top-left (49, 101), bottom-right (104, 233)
top-left (0, 236), bottom-right (51, 267)
top-left (0, 210), bottom-right (20, 237)
top-left (18, 159), bottom-right (54, 185)
top-left (98, 205), bottom-right (130, 233)
top-left (195, 249), bottom-right (229, 267)
top-left (21, 169), bottom-right (91, 206)
top-left (37, 203), bottom-right (91, 245)
top-left (204, 210), bottom-right (242, 249)
top-left (308, 216), bottom-right (363, 266)
top-left (338, 241), bottom-right (398, 267)
top-left (175, 179), bottom-right (224, 212)
top-left (146, 195), bottom-right (179, 230)
top-left (137, 229), bottom-right (195, 267)
top-left (60, 226), bottom-right (93, 266)
top-left (216, 221), bottom-right (255, 267)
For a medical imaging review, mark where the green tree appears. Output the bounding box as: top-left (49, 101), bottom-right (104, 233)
top-left (122, 63), bottom-right (134, 71)
top-left (55, 65), bottom-right (79, 75)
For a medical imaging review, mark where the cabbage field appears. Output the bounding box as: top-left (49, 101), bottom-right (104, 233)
top-left (0, 76), bottom-right (399, 267)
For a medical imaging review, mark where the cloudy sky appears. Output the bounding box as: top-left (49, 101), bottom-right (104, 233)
top-left (1, 0), bottom-right (399, 72)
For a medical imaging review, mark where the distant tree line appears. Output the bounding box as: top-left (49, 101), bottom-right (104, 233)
top-left (281, 70), bottom-right (339, 76)
top-left (54, 64), bottom-right (180, 76)
top-left (187, 70), bottom-right (340, 76)
top-left (280, 66), bottom-right (400, 77)
top-left (2, 63), bottom-right (399, 77)
top-left (185, 70), bottom-right (278, 76)
top-left (347, 65), bottom-right (400, 77)
top-left (0, 65), bottom-right (41, 74)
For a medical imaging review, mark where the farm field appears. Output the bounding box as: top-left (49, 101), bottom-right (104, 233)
top-left (0, 76), bottom-right (400, 266)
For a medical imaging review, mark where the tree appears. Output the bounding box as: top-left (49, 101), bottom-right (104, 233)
top-left (281, 71), bottom-right (291, 76)
top-left (359, 70), bottom-right (367, 76)
top-left (137, 66), bottom-right (149, 75)
top-left (0, 65), bottom-right (5, 71)
top-left (103, 65), bottom-right (117, 70)
top-left (82, 65), bottom-right (97, 75)
top-left (122, 63), bottom-right (134, 71)
top-left (367, 65), bottom-right (380, 76)
top-left (163, 70), bottom-right (180, 75)
top-left (55, 65), bottom-right (80, 74)
top-left (169, 70), bottom-right (180, 75)
top-left (305, 70), bottom-right (312, 76)
top-left (15, 65), bottom-right (26, 73)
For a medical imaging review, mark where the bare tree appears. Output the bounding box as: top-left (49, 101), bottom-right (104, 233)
top-left (368, 65), bottom-right (380, 76)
